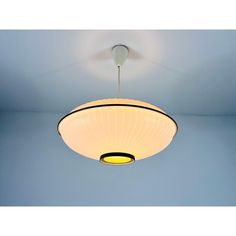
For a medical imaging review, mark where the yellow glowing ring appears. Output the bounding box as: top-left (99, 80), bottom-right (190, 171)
top-left (100, 152), bottom-right (135, 165)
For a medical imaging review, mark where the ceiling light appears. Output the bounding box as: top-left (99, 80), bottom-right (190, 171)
top-left (58, 45), bottom-right (178, 165)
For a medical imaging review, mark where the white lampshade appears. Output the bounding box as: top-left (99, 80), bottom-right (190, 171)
top-left (58, 98), bottom-right (177, 165)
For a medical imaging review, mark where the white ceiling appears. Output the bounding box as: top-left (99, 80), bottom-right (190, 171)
top-left (0, 30), bottom-right (236, 115)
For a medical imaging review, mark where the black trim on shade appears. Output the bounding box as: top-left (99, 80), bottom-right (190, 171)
top-left (57, 103), bottom-right (178, 136)
top-left (100, 152), bottom-right (135, 165)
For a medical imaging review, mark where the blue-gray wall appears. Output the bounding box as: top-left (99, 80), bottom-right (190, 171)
top-left (0, 112), bottom-right (236, 205)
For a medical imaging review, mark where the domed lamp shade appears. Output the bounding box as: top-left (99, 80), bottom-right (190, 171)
top-left (57, 98), bottom-right (178, 165)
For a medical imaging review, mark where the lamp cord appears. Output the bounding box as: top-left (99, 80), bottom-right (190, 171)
top-left (118, 65), bottom-right (121, 97)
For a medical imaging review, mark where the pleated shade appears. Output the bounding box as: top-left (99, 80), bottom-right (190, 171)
top-left (58, 98), bottom-right (177, 164)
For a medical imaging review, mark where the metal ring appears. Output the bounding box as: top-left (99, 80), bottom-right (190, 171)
top-left (100, 152), bottom-right (135, 165)
top-left (57, 103), bottom-right (178, 136)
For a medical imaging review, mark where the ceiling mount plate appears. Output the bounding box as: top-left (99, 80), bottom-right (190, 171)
top-left (112, 45), bottom-right (129, 66)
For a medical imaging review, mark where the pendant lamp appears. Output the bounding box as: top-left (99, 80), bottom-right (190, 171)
top-left (58, 45), bottom-right (178, 165)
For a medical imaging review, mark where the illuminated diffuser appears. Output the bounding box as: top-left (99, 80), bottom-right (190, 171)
top-left (58, 45), bottom-right (178, 165)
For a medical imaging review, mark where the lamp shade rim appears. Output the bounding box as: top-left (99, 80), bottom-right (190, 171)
top-left (100, 152), bottom-right (135, 165)
top-left (57, 102), bottom-right (178, 136)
